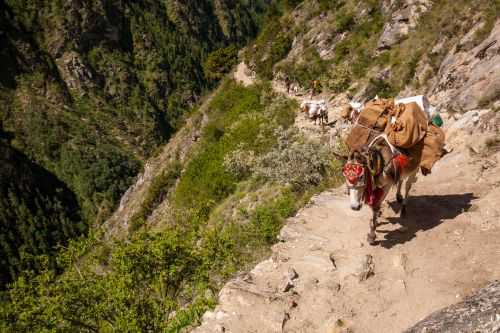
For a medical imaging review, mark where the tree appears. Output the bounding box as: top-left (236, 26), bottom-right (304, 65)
top-left (203, 45), bottom-right (239, 81)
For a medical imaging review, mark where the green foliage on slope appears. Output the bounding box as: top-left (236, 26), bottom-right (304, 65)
top-left (244, 4), bottom-right (295, 79)
top-left (173, 81), bottom-right (273, 218)
top-left (0, 82), bottom-right (341, 332)
top-left (0, 141), bottom-right (84, 286)
top-left (0, 0), bottom-right (269, 223)
top-left (0, 0), bottom-right (271, 285)
top-left (204, 45), bottom-right (240, 81)
top-left (128, 162), bottom-right (182, 233)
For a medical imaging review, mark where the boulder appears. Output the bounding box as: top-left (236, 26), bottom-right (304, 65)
top-left (378, 0), bottom-right (433, 50)
top-left (55, 51), bottom-right (97, 92)
top-left (404, 281), bottom-right (500, 333)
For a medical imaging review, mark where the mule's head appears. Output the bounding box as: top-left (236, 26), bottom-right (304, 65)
top-left (343, 149), bottom-right (369, 211)
top-left (300, 101), bottom-right (309, 113)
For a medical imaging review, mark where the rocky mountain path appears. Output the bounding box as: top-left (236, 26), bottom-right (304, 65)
top-left (193, 64), bottom-right (500, 333)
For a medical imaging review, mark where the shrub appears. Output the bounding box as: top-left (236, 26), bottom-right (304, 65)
top-left (174, 81), bottom-right (296, 221)
top-left (248, 191), bottom-right (296, 243)
top-left (335, 10), bottom-right (355, 33)
top-left (327, 63), bottom-right (352, 93)
top-left (225, 128), bottom-right (334, 191)
top-left (203, 45), bottom-right (240, 81)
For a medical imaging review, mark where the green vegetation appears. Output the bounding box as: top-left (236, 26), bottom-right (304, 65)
top-left (0, 142), bottom-right (84, 286)
top-left (244, 11), bottom-right (294, 79)
top-left (170, 80), bottom-right (311, 228)
top-left (0, 0), bottom-right (270, 285)
top-left (0, 0), bottom-right (269, 220)
top-left (128, 162), bottom-right (182, 233)
top-left (204, 45), bottom-right (240, 81)
top-left (1, 82), bottom-right (342, 332)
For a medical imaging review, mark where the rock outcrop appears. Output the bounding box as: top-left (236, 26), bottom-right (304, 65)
top-left (378, 0), bottom-right (433, 50)
top-left (404, 281), bottom-right (500, 333)
top-left (430, 19), bottom-right (500, 111)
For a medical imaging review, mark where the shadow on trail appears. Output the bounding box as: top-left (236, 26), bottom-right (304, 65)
top-left (376, 193), bottom-right (476, 249)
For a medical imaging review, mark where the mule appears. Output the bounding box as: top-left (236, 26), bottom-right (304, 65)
top-left (300, 101), bottom-right (328, 126)
top-left (340, 134), bottom-right (420, 245)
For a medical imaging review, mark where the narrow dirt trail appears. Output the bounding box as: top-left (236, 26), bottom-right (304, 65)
top-left (194, 144), bottom-right (500, 332)
top-left (196, 63), bottom-right (500, 333)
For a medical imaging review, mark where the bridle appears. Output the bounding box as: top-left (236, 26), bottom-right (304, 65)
top-left (343, 161), bottom-right (367, 190)
top-left (342, 141), bottom-right (409, 208)
top-left (342, 149), bottom-right (384, 207)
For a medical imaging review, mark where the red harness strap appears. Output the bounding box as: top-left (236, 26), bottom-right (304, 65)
top-left (364, 173), bottom-right (384, 207)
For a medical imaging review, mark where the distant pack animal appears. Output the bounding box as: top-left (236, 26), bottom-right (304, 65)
top-left (337, 134), bottom-right (420, 245)
top-left (300, 100), bottom-right (328, 126)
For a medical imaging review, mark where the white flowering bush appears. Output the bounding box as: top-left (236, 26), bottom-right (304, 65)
top-left (224, 128), bottom-right (334, 190)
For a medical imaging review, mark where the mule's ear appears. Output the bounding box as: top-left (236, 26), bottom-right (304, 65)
top-left (332, 151), bottom-right (348, 162)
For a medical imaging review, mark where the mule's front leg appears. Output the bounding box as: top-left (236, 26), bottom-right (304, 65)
top-left (396, 179), bottom-right (403, 204)
top-left (367, 208), bottom-right (378, 245)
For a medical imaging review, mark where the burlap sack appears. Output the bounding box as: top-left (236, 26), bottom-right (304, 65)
top-left (359, 99), bottom-right (393, 131)
top-left (345, 99), bottom-right (394, 151)
top-left (346, 125), bottom-right (371, 151)
top-left (386, 102), bottom-right (428, 149)
top-left (420, 124), bottom-right (445, 172)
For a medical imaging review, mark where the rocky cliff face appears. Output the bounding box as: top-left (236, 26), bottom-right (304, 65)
top-left (378, 0), bottom-right (433, 50)
top-left (429, 20), bottom-right (500, 111)
top-left (247, 0), bottom-right (499, 115)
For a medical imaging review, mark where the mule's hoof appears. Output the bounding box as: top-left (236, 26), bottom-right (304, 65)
top-left (396, 194), bottom-right (403, 204)
top-left (367, 233), bottom-right (376, 245)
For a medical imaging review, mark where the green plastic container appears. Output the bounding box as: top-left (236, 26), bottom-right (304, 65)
top-left (431, 114), bottom-right (443, 127)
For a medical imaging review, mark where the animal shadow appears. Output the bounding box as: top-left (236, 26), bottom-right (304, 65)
top-left (377, 193), bottom-right (476, 249)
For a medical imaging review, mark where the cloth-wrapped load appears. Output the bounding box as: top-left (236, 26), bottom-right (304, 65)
top-left (385, 102), bottom-right (428, 149)
top-left (345, 98), bottom-right (394, 151)
top-left (344, 97), bottom-right (446, 176)
top-left (420, 124), bottom-right (445, 174)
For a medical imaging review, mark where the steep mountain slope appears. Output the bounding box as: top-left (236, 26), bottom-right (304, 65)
top-left (0, 0), bottom-right (270, 285)
top-left (0, 140), bottom-right (83, 286)
top-left (0, 0), bottom-right (269, 220)
top-left (193, 108), bottom-right (500, 333)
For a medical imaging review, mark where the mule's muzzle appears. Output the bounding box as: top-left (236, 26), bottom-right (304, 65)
top-left (351, 203), bottom-right (362, 211)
